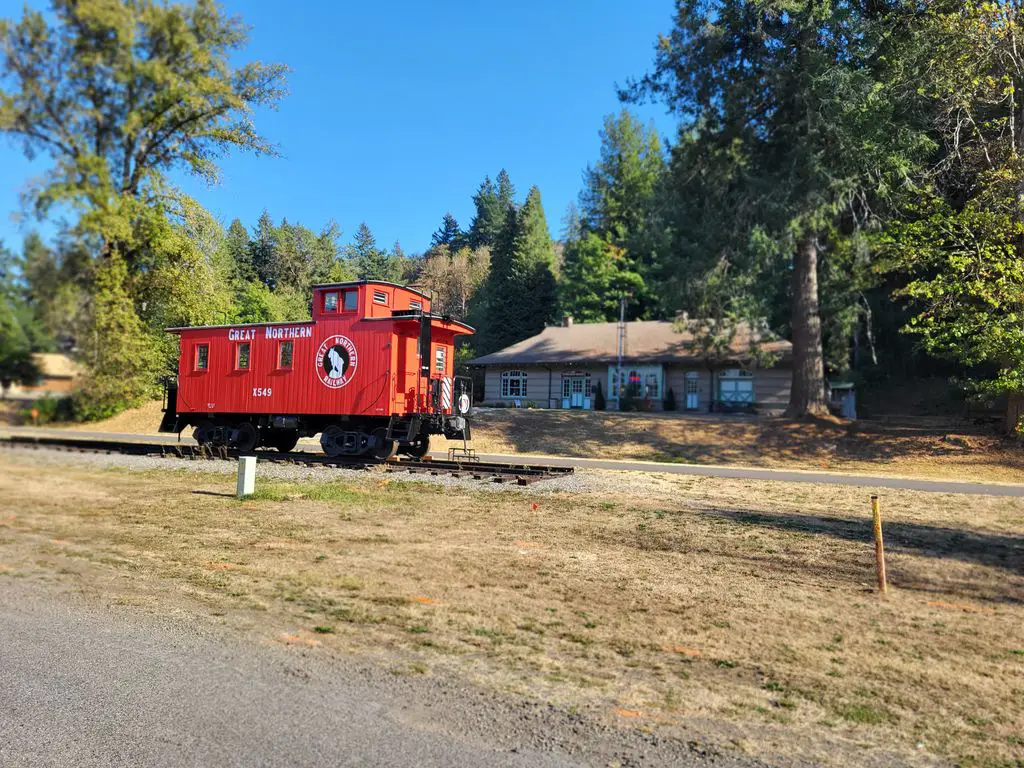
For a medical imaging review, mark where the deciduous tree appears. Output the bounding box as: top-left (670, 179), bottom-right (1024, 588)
top-left (0, 0), bottom-right (287, 268)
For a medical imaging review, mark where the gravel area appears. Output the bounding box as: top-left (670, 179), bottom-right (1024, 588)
top-left (0, 445), bottom-right (667, 497)
top-left (1, 578), bottom-right (765, 768)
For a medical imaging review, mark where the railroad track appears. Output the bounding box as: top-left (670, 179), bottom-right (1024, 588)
top-left (0, 435), bottom-right (573, 486)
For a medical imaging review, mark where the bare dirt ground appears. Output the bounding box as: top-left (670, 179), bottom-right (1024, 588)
top-left (50, 399), bottom-right (1024, 484)
top-left (1, 449), bottom-right (1021, 766)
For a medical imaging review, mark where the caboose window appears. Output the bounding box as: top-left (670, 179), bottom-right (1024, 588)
top-left (409, 300), bottom-right (422, 311)
top-left (324, 291), bottom-right (338, 312)
top-left (500, 369), bottom-right (527, 399)
top-left (194, 343), bottom-right (209, 371)
top-left (278, 340), bottom-right (293, 370)
top-left (373, 290), bottom-right (389, 305)
top-left (236, 342), bottom-right (251, 371)
top-left (434, 347), bottom-right (446, 372)
top-left (343, 291), bottom-right (358, 311)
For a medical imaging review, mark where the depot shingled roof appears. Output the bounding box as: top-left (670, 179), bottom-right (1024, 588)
top-left (467, 320), bottom-right (792, 366)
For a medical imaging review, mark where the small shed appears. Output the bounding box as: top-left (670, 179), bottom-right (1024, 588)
top-left (828, 381), bottom-right (857, 420)
top-left (4, 353), bottom-right (82, 400)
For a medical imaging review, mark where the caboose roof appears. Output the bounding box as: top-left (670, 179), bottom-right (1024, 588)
top-left (311, 280), bottom-right (432, 301)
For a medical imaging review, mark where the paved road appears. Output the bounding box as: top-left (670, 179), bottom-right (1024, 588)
top-left (0, 581), bottom-right (752, 768)
top-left (3, 426), bottom-right (1023, 497)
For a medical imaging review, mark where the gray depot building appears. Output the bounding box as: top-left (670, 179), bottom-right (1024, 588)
top-left (468, 317), bottom-right (793, 412)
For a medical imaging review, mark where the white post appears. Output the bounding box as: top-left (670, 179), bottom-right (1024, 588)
top-left (236, 455), bottom-right (256, 498)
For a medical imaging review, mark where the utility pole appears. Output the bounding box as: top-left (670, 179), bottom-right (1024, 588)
top-left (616, 295), bottom-right (626, 409)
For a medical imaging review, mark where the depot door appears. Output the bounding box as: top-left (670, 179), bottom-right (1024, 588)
top-left (560, 374), bottom-right (591, 409)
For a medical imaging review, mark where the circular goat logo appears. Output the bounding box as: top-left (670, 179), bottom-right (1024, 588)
top-left (316, 335), bottom-right (358, 389)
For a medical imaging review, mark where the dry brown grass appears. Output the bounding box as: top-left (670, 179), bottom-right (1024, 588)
top-left (1, 455), bottom-right (1021, 765)
top-left (62, 399), bottom-right (167, 434)
top-left (446, 408), bottom-right (1024, 483)
top-left (52, 399), bottom-right (1024, 484)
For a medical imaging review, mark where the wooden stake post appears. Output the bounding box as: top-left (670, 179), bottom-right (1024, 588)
top-left (871, 495), bottom-right (888, 594)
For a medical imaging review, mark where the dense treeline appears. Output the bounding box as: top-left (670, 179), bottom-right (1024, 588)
top-left (568, 1), bottom-right (1024, 419)
top-left (3, 0), bottom-right (1024, 422)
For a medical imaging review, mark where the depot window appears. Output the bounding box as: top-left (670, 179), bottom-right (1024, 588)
top-left (235, 342), bottom-right (251, 371)
top-left (500, 369), bottom-right (527, 399)
top-left (278, 340), bottom-right (293, 370)
top-left (194, 343), bottom-right (209, 371)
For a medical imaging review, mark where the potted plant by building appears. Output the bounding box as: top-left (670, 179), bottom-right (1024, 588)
top-left (663, 387), bottom-right (677, 411)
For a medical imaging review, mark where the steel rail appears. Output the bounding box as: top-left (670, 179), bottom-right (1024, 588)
top-left (0, 435), bottom-right (573, 486)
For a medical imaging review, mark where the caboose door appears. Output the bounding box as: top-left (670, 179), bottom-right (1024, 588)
top-left (394, 332), bottom-right (418, 412)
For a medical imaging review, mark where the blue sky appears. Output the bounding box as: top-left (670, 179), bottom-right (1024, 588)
top-left (0, 0), bottom-right (677, 255)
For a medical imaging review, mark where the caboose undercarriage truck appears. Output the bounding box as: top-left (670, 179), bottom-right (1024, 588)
top-left (159, 281), bottom-right (473, 459)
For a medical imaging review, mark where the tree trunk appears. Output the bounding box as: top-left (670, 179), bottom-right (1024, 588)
top-left (785, 235), bottom-right (829, 418)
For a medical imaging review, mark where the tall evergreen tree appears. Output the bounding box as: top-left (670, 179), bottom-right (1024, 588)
top-left (624, 1), bottom-right (929, 416)
top-left (480, 186), bottom-right (557, 352)
top-left (559, 234), bottom-right (644, 323)
top-left (468, 177), bottom-right (499, 248)
top-left (496, 169), bottom-right (515, 210)
top-left (250, 210), bottom-right (279, 289)
top-left (431, 213), bottom-right (463, 250)
top-left (346, 223), bottom-right (401, 282)
top-left (468, 170), bottom-right (517, 249)
top-left (225, 218), bottom-right (254, 284)
top-left (580, 111), bottom-right (664, 255)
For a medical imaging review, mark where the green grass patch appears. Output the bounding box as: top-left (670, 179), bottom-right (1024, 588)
top-left (243, 480), bottom-right (366, 504)
top-left (837, 703), bottom-right (896, 725)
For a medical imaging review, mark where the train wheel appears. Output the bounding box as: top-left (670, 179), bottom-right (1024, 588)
top-left (370, 427), bottom-right (397, 461)
top-left (320, 425), bottom-right (345, 458)
top-left (193, 420), bottom-right (217, 448)
top-left (405, 435), bottom-right (429, 459)
top-left (231, 422), bottom-right (259, 454)
top-left (270, 430), bottom-right (299, 453)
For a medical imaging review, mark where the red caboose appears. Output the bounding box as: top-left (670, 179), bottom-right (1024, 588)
top-left (159, 281), bottom-right (474, 459)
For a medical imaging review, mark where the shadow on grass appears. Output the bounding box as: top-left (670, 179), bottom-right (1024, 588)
top-left (705, 507), bottom-right (1023, 578)
top-left (472, 409), bottom-right (1021, 470)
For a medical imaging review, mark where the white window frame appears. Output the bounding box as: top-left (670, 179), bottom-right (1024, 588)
top-left (561, 372), bottom-right (591, 399)
top-left (500, 369), bottom-right (527, 399)
top-left (409, 300), bottom-right (422, 311)
top-left (643, 371), bottom-right (660, 400)
top-left (609, 365), bottom-right (662, 403)
top-left (435, 347), bottom-right (446, 373)
top-left (373, 290), bottom-right (389, 305)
